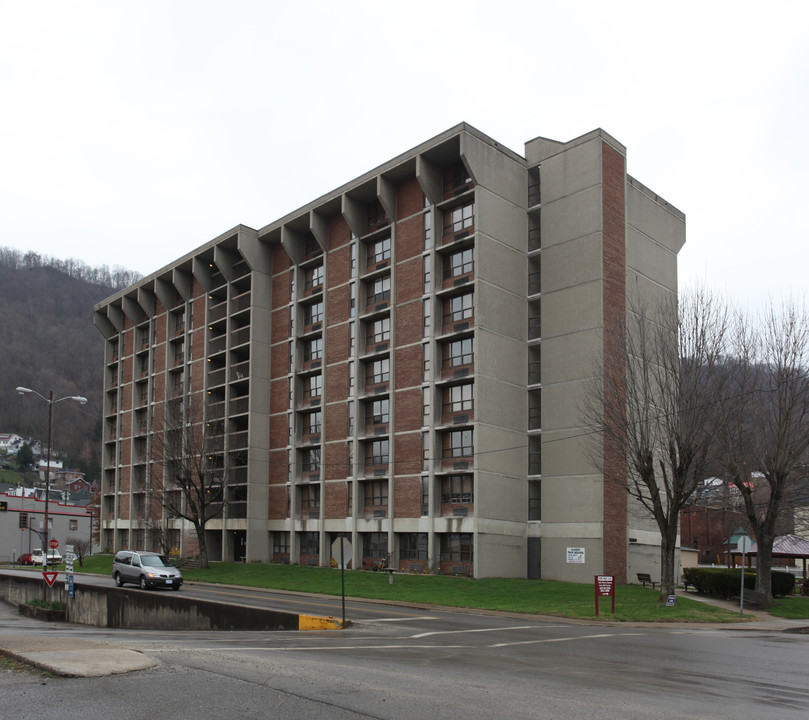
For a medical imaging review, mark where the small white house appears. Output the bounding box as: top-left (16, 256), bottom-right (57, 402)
top-left (0, 433), bottom-right (23, 454)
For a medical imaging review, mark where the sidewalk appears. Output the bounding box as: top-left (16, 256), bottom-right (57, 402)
top-left (679, 590), bottom-right (809, 632)
top-left (0, 635), bottom-right (158, 677)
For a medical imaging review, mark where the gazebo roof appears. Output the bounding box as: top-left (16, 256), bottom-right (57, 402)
top-left (748, 534), bottom-right (809, 559)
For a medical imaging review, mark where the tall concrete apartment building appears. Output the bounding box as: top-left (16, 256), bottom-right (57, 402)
top-left (94, 123), bottom-right (684, 581)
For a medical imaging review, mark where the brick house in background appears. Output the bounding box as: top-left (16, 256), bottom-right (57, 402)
top-left (94, 123), bottom-right (684, 581)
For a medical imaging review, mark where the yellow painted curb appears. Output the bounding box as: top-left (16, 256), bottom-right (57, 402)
top-left (298, 614), bottom-right (347, 630)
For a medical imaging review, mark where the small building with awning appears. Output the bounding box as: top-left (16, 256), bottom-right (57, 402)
top-left (732, 534), bottom-right (809, 580)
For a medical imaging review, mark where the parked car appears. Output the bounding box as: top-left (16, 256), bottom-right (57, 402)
top-left (30, 548), bottom-right (62, 566)
top-left (112, 550), bottom-right (183, 590)
top-left (17, 553), bottom-right (33, 566)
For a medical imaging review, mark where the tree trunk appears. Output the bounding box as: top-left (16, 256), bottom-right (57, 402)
top-left (754, 536), bottom-right (774, 603)
top-left (196, 524), bottom-right (210, 569)
top-left (658, 522), bottom-right (678, 601)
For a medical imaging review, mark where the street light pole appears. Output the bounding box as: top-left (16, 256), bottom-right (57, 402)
top-left (44, 390), bottom-right (53, 561)
top-left (16, 387), bottom-right (87, 573)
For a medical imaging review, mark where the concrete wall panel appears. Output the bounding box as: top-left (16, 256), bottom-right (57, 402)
top-left (541, 233), bottom-right (603, 295)
top-left (541, 280), bottom-right (603, 340)
top-left (541, 186), bottom-right (603, 249)
top-left (536, 138), bottom-right (602, 206)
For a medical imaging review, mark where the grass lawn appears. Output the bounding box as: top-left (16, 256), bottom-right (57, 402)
top-left (70, 554), bottom-right (760, 623)
top-left (766, 595), bottom-right (809, 619)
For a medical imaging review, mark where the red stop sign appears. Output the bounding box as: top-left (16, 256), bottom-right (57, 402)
top-left (49, 538), bottom-right (59, 549)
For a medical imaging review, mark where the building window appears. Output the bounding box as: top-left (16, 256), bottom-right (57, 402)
top-left (300, 531), bottom-right (319, 555)
top-left (367, 357), bottom-right (389, 385)
top-left (423, 255), bottom-right (431, 293)
top-left (19, 512), bottom-right (27, 529)
top-left (300, 484), bottom-right (320, 508)
top-left (423, 298), bottom-right (431, 337)
top-left (362, 532), bottom-right (387, 560)
top-left (446, 161), bottom-right (472, 192)
top-left (303, 374), bottom-right (322, 400)
top-left (443, 382), bottom-right (473, 413)
top-left (368, 275), bottom-right (391, 304)
top-left (304, 264), bottom-right (324, 291)
top-left (423, 211), bottom-right (432, 250)
top-left (446, 292), bottom-right (474, 323)
top-left (444, 202), bottom-right (474, 235)
top-left (303, 337), bottom-right (323, 362)
top-left (422, 430), bottom-right (431, 469)
top-left (273, 532), bottom-right (290, 555)
top-left (528, 480), bottom-right (541, 521)
top-left (444, 247), bottom-right (474, 279)
top-left (443, 429), bottom-right (473, 459)
top-left (444, 337), bottom-right (473, 368)
top-left (364, 479), bottom-right (388, 507)
top-left (367, 200), bottom-right (388, 230)
top-left (302, 410), bottom-right (322, 436)
top-left (367, 316), bottom-right (390, 345)
top-left (423, 342), bottom-right (431, 380)
top-left (366, 397), bottom-right (389, 425)
top-left (368, 236), bottom-right (391, 265)
top-left (350, 241), bottom-right (357, 278)
top-left (441, 474), bottom-right (473, 504)
top-left (400, 533), bottom-right (428, 561)
top-left (302, 448), bottom-right (321, 473)
top-left (421, 477), bottom-right (430, 516)
top-left (366, 439), bottom-right (389, 466)
top-left (69, 519), bottom-right (78, 531)
top-left (304, 301), bottom-right (324, 326)
top-left (440, 533), bottom-right (473, 562)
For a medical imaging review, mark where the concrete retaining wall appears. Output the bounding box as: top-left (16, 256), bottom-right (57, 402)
top-left (0, 572), bottom-right (341, 630)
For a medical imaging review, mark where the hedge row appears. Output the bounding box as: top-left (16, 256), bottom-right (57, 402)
top-left (683, 567), bottom-right (795, 598)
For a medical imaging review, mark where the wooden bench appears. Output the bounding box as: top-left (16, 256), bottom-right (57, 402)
top-left (637, 572), bottom-right (659, 589)
top-left (733, 590), bottom-right (769, 608)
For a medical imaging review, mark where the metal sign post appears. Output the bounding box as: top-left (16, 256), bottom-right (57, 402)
top-left (331, 537), bottom-right (352, 628)
top-left (65, 544), bottom-right (75, 599)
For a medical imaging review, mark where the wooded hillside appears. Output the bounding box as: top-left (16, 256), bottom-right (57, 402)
top-left (0, 247), bottom-right (141, 480)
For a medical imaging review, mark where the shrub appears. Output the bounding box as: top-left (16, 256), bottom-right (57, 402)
top-left (683, 567), bottom-right (796, 598)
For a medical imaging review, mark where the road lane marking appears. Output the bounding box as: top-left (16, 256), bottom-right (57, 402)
top-left (357, 616), bottom-right (438, 622)
top-left (490, 632), bottom-right (646, 648)
top-left (410, 625), bottom-right (539, 638)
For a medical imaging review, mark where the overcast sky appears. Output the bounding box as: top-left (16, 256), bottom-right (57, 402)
top-left (2, 1), bottom-right (807, 308)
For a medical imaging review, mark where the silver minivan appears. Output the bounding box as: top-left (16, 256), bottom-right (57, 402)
top-left (112, 550), bottom-right (183, 590)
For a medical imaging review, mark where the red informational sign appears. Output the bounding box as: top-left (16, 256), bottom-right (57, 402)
top-left (49, 538), bottom-right (59, 549)
top-left (42, 571), bottom-right (58, 587)
top-left (594, 575), bottom-right (615, 616)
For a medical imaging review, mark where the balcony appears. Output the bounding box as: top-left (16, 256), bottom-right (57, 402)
top-left (231, 291), bottom-right (251, 313)
top-left (231, 326), bottom-right (250, 347)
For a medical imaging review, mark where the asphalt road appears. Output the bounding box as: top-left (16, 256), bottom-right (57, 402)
top-left (2, 574), bottom-right (809, 719)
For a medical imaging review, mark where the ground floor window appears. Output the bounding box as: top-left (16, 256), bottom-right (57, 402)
top-left (273, 532), bottom-right (290, 555)
top-left (299, 531), bottom-right (319, 556)
top-left (440, 533), bottom-right (473, 563)
top-left (399, 533), bottom-right (428, 561)
top-left (362, 532), bottom-right (387, 559)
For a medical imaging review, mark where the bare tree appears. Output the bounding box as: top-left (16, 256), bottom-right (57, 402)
top-left (66, 536), bottom-right (91, 566)
top-left (148, 395), bottom-right (226, 568)
top-left (714, 300), bottom-right (809, 602)
top-left (583, 289), bottom-right (730, 600)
